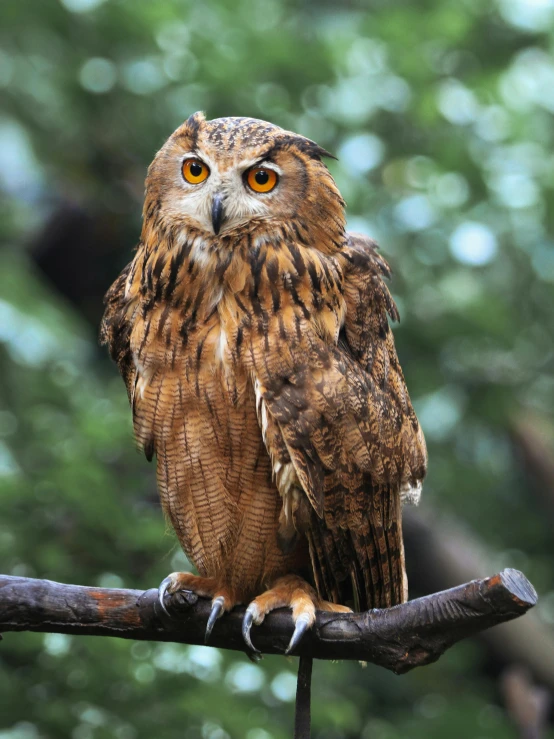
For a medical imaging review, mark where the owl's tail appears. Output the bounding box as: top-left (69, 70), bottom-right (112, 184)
top-left (306, 482), bottom-right (407, 611)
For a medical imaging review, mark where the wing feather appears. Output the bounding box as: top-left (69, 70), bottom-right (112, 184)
top-left (100, 262), bottom-right (138, 400)
top-left (248, 232), bottom-right (426, 609)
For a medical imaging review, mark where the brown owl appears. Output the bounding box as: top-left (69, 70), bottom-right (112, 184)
top-left (101, 112), bottom-right (427, 655)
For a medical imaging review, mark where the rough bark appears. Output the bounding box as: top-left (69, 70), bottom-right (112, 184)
top-left (0, 569), bottom-right (536, 673)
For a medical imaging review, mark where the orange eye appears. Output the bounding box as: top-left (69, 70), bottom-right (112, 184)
top-left (182, 158), bottom-right (209, 184)
top-left (247, 166), bottom-right (278, 193)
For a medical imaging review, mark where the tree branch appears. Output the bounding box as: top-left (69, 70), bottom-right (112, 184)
top-left (0, 569), bottom-right (536, 674)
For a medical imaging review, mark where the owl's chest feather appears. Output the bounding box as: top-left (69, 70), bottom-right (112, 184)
top-left (130, 240), bottom-right (347, 398)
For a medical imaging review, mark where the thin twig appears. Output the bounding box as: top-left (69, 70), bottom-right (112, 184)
top-left (294, 656), bottom-right (313, 739)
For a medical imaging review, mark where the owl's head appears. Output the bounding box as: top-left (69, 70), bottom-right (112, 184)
top-left (144, 112), bottom-right (345, 246)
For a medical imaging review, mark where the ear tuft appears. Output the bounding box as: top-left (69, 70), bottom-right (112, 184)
top-left (307, 142), bottom-right (338, 161)
top-left (185, 110), bottom-right (206, 133)
top-left (291, 136), bottom-right (337, 161)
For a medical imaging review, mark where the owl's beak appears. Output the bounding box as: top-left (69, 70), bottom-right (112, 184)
top-left (211, 194), bottom-right (225, 235)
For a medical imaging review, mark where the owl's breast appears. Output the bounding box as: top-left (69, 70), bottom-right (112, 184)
top-left (215, 244), bottom-right (348, 360)
top-left (199, 311), bottom-right (234, 372)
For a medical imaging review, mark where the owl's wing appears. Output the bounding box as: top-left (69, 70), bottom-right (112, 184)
top-left (250, 232), bottom-right (426, 610)
top-left (100, 262), bottom-right (137, 401)
top-left (336, 232), bottom-right (427, 489)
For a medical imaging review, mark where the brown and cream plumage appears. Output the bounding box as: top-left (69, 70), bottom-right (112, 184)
top-left (101, 112), bottom-right (427, 652)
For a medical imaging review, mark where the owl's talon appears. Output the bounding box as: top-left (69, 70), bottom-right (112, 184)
top-left (205, 596), bottom-right (225, 642)
top-left (242, 605), bottom-right (261, 655)
top-left (158, 576), bottom-right (174, 617)
top-left (285, 614), bottom-right (311, 655)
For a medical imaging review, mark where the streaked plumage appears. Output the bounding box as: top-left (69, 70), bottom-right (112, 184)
top-left (101, 112), bottom-right (427, 649)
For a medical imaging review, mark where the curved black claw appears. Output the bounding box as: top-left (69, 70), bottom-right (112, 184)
top-left (205, 596), bottom-right (225, 642)
top-left (158, 576), bottom-right (174, 617)
top-left (285, 614), bottom-right (311, 655)
top-left (242, 605), bottom-right (261, 656)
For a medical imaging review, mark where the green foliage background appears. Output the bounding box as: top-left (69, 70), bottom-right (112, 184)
top-left (1, 0), bottom-right (554, 737)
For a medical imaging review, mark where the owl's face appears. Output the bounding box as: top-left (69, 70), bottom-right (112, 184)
top-left (145, 112), bottom-right (343, 241)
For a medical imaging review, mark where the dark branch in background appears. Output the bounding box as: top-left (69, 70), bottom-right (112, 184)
top-left (403, 509), bottom-right (554, 690)
top-left (512, 416), bottom-right (554, 524)
top-left (502, 666), bottom-right (551, 739)
top-left (0, 569), bottom-right (536, 673)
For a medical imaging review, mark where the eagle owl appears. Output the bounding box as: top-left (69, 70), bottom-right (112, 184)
top-left (101, 112), bottom-right (427, 654)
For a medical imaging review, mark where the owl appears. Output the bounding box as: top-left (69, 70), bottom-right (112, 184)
top-left (101, 112), bottom-right (427, 655)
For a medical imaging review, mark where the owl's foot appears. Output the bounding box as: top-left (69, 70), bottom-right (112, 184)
top-left (241, 574), bottom-right (351, 655)
top-left (158, 572), bottom-right (234, 642)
